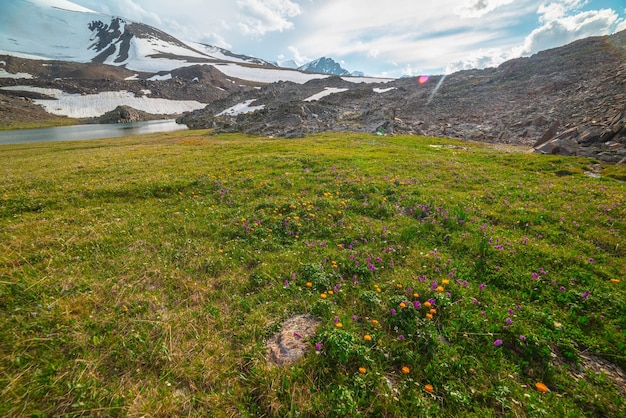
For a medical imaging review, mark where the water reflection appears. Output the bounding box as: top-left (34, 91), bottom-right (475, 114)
top-left (0, 119), bottom-right (188, 145)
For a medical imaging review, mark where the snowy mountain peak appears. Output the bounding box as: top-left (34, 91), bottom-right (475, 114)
top-left (298, 57), bottom-right (351, 76)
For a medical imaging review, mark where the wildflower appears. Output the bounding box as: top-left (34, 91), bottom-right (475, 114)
top-left (315, 342), bottom-right (322, 351)
top-left (413, 293), bottom-right (419, 298)
top-left (372, 319), bottom-right (379, 325)
top-left (426, 313), bottom-right (433, 319)
top-left (430, 308), bottom-right (437, 314)
top-left (399, 302), bottom-right (407, 309)
top-left (436, 286), bottom-right (444, 292)
top-left (610, 279), bottom-right (620, 283)
top-left (424, 384), bottom-right (434, 393)
top-left (479, 283), bottom-right (486, 291)
top-left (335, 322), bottom-right (343, 329)
top-left (398, 334), bottom-right (405, 340)
top-left (519, 335), bottom-right (527, 342)
top-left (306, 282), bottom-right (312, 287)
top-left (559, 286), bottom-right (566, 292)
top-left (364, 334), bottom-right (373, 341)
top-left (401, 366), bottom-right (410, 374)
top-left (442, 279), bottom-right (450, 285)
top-left (328, 290), bottom-right (334, 295)
top-left (320, 293), bottom-right (327, 299)
top-left (535, 382), bottom-right (549, 393)
top-left (284, 280), bottom-right (290, 287)
top-left (413, 301), bottom-right (421, 309)
top-left (505, 318), bottom-right (513, 325)
top-left (390, 308), bottom-right (397, 315)
top-left (396, 283), bottom-right (403, 289)
top-left (493, 339), bottom-right (503, 347)
top-left (424, 301), bottom-right (432, 308)
top-left (359, 367), bottom-right (367, 374)
top-left (581, 290), bottom-right (590, 299)
top-left (334, 317), bottom-right (339, 324)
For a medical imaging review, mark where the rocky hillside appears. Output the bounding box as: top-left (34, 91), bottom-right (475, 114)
top-left (179, 30), bottom-right (626, 163)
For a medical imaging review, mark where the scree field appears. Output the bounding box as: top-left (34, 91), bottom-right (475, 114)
top-left (1, 131), bottom-right (624, 417)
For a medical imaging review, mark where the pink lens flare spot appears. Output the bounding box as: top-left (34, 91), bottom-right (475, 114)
top-left (418, 75), bottom-right (429, 85)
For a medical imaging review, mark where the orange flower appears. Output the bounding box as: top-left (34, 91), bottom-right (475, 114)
top-left (320, 293), bottom-right (327, 299)
top-left (424, 301), bottom-right (432, 308)
top-left (364, 334), bottom-right (373, 341)
top-left (335, 322), bottom-right (343, 328)
top-left (306, 282), bottom-right (312, 287)
top-left (400, 302), bottom-right (407, 308)
top-left (426, 313), bottom-right (433, 319)
top-left (359, 367), bottom-right (367, 374)
top-left (535, 382), bottom-right (549, 393)
top-left (401, 366), bottom-right (410, 374)
top-left (430, 308), bottom-right (437, 314)
top-left (413, 293), bottom-right (420, 298)
top-left (610, 278), bottom-right (620, 283)
top-left (424, 384), bottom-right (434, 393)
top-left (396, 283), bottom-right (403, 289)
top-left (436, 286), bottom-right (444, 292)
top-left (372, 319), bottom-right (379, 325)
top-left (328, 290), bottom-right (334, 295)
top-left (442, 279), bottom-right (450, 285)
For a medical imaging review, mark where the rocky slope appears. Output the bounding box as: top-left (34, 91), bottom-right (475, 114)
top-left (179, 30), bottom-right (626, 163)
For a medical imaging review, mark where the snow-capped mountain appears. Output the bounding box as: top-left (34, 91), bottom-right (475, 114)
top-left (0, 0), bottom-right (273, 73)
top-left (298, 57), bottom-right (351, 76)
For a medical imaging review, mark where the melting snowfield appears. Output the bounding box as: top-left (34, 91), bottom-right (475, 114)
top-left (217, 99), bottom-right (265, 116)
top-left (304, 87), bottom-right (349, 102)
top-left (1, 86), bottom-right (207, 118)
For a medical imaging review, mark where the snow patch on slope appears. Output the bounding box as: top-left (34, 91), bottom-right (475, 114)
top-left (304, 88), bottom-right (349, 102)
top-left (373, 87), bottom-right (396, 93)
top-left (1, 85), bottom-right (207, 118)
top-left (217, 100), bottom-right (264, 116)
top-left (0, 68), bottom-right (34, 79)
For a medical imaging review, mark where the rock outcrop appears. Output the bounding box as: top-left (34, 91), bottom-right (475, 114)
top-left (179, 30), bottom-right (626, 163)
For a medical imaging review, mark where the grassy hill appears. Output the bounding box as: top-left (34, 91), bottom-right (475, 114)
top-left (1, 131), bottom-right (624, 417)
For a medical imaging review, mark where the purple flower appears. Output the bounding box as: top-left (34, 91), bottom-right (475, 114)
top-left (493, 339), bottom-right (503, 347)
top-left (519, 335), bottom-right (527, 342)
top-left (351, 315), bottom-right (357, 321)
top-left (413, 301), bottom-right (422, 309)
top-left (589, 258), bottom-right (594, 263)
top-left (398, 335), bottom-right (405, 340)
top-left (472, 298), bottom-right (478, 305)
top-left (390, 308), bottom-right (397, 315)
top-left (532, 272), bottom-right (540, 280)
top-left (505, 318), bottom-right (513, 325)
top-left (479, 283), bottom-right (486, 291)
top-left (559, 286), bottom-right (566, 292)
top-left (315, 342), bottom-right (322, 351)
top-left (581, 290), bottom-right (590, 300)
top-left (293, 332), bottom-right (302, 339)
top-left (284, 280), bottom-right (290, 287)
top-left (334, 317), bottom-right (339, 323)
top-left (508, 309), bottom-right (514, 315)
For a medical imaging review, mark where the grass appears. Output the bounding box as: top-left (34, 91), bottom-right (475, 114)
top-left (0, 118), bottom-right (79, 130)
top-left (0, 130), bottom-right (624, 417)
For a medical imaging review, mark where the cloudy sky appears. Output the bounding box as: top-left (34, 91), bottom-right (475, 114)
top-left (71, 0), bottom-right (626, 77)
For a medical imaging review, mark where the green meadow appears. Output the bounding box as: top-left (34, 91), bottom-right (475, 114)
top-left (1, 131), bottom-right (624, 417)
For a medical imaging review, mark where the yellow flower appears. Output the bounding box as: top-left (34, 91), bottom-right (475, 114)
top-left (335, 322), bottom-right (343, 328)
top-left (372, 319), bottom-right (379, 326)
top-left (401, 366), bottom-right (410, 374)
top-left (328, 290), bottom-right (334, 295)
top-left (610, 278), bottom-right (620, 283)
top-left (320, 293), bottom-right (327, 299)
top-left (442, 279), bottom-right (450, 285)
top-left (437, 286), bottom-right (444, 292)
top-left (364, 334), bottom-right (372, 341)
top-left (359, 367), bottom-right (367, 374)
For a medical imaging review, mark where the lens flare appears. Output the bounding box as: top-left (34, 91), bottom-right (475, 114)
top-left (418, 75), bottom-right (429, 85)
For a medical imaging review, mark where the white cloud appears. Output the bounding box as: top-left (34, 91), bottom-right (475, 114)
top-left (455, 0), bottom-right (515, 18)
top-left (237, 0), bottom-right (302, 36)
top-left (287, 45), bottom-right (310, 65)
top-left (515, 8), bottom-right (620, 55)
